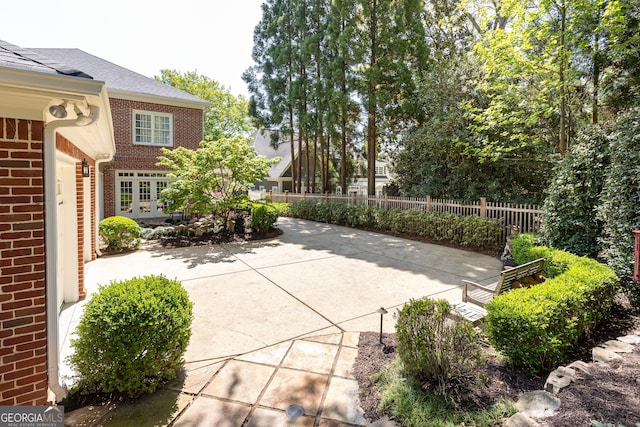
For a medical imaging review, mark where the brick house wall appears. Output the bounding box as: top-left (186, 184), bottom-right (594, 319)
top-left (102, 98), bottom-right (203, 218)
top-left (0, 117), bottom-right (48, 405)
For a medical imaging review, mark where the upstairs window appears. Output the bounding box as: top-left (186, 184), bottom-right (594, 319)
top-left (133, 110), bottom-right (173, 146)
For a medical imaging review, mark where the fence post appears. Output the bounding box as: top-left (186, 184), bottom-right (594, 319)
top-left (284, 190), bottom-right (289, 203)
top-left (426, 195), bottom-right (432, 212)
top-left (480, 197), bottom-right (487, 218)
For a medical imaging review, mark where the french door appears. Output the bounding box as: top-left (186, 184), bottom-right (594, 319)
top-left (116, 171), bottom-right (172, 218)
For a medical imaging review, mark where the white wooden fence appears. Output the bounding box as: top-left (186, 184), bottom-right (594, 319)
top-left (259, 191), bottom-right (543, 242)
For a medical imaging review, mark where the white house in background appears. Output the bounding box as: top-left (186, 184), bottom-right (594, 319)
top-left (249, 129), bottom-right (394, 195)
top-left (348, 159), bottom-right (394, 196)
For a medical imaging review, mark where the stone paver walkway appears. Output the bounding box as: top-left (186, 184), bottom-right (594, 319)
top-left (171, 332), bottom-right (364, 426)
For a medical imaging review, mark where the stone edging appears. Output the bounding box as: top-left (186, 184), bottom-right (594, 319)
top-left (505, 332), bottom-right (640, 426)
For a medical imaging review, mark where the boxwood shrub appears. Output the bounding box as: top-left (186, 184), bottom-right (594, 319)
top-left (486, 233), bottom-right (619, 374)
top-left (68, 275), bottom-right (193, 397)
top-left (99, 216), bottom-right (141, 251)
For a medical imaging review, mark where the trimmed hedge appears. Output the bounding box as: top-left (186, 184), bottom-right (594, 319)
top-left (486, 233), bottom-right (619, 374)
top-left (287, 200), bottom-right (503, 251)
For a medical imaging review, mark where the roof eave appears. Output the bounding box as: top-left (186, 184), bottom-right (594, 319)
top-left (108, 89), bottom-right (211, 110)
top-left (0, 66), bottom-right (104, 98)
top-left (0, 67), bottom-right (115, 159)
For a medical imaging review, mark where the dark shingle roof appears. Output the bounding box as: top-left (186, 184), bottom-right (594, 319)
top-left (0, 40), bottom-right (92, 78)
top-left (30, 48), bottom-right (207, 106)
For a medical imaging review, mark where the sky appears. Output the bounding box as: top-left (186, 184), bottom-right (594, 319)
top-left (2, 0), bottom-right (265, 97)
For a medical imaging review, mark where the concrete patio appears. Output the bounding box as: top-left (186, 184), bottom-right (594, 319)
top-left (59, 217), bottom-right (502, 426)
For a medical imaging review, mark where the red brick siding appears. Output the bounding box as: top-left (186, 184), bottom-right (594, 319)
top-left (103, 99), bottom-right (203, 217)
top-left (0, 117), bottom-right (48, 406)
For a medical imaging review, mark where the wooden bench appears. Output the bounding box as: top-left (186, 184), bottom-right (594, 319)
top-left (452, 302), bottom-right (488, 326)
top-left (462, 257), bottom-right (545, 307)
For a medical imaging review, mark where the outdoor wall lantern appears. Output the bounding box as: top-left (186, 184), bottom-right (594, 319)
top-left (81, 159), bottom-right (90, 178)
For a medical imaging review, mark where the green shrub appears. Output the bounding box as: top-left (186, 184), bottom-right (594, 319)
top-left (541, 125), bottom-right (610, 259)
top-left (99, 216), bottom-right (141, 251)
top-left (486, 234), bottom-right (619, 373)
top-left (395, 298), bottom-right (483, 402)
top-left (250, 203), bottom-right (279, 233)
top-left (597, 108), bottom-right (640, 305)
top-left (68, 275), bottom-right (193, 397)
top-left (270, 202), bottom-right (291, 215)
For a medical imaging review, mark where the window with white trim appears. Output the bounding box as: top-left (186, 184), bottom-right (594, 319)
top-left (133, 110), bottom-right (173, 146)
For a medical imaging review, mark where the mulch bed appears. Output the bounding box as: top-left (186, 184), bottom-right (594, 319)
top-left (354, 299), bottom-right (640, 426)
top-left (158, 227), bottom-right (283, 247)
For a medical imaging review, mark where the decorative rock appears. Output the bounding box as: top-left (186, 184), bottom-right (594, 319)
top-left (617, 335), bottom-right (640, 345)
top-left (516, 390), bottom-right (561, 418)
top-left (366, 416), bottom-right (400, 427)
top-left (544, 368), bottom-right (573, 394)
top-left (592, 347), bottom-right (623, 367)
top-left (567, 360), bottom-right (593, 376)
top-left (601, 339), bottom-right (635, 353)
top-left (555, 366), bottom-right (577, 381)
top-left (505, 412), bottom-right (540, 427)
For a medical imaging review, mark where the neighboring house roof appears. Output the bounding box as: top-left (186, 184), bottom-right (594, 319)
top-left (30, 48), bottom-right (210, 109)
top-left (249, 130), bottom-right (297, 178)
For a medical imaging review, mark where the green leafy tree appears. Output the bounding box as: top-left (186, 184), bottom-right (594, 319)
top-left (355, 0), bottom-right (429, 195)
top-left (601, 0), bottom-right (640, 112)
top-left (156, 136), bottom-right (279, 213)
top-left (326, 0), bottom-right (360, 192)
top-left (155, 70), bottom-right (255, 139)
top-left (244, 0), bottom-right (299, 192)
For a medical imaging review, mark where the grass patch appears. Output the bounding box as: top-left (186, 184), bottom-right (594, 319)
top-left (373, 359), bottom-right (517, 427)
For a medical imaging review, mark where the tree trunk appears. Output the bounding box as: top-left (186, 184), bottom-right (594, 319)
top-left (312, 133), bottom-right (318, 193)
top-left (592, 33), bottom-right (600, 125)
top-left (289, 112), bottom-right (296, 193)
top-left (326, 135), bottom-right (331, 192)
top-left (558, 1), bottom-right (568, 157)
top-left (297, 129), bottom-right (303, 193)
top-left (367, 0), bottom-right (378, 196)
top-left (341, 118), bottom-right (348, 192)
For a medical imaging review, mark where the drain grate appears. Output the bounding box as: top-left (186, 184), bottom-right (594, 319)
top-left (285, 404), bottom-right (304, 419)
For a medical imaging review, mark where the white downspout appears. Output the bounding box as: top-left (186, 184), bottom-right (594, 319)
top-left (44, 106), bottom-right (100, 401)
top-left (94, 153), bottom-right (113, 257)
